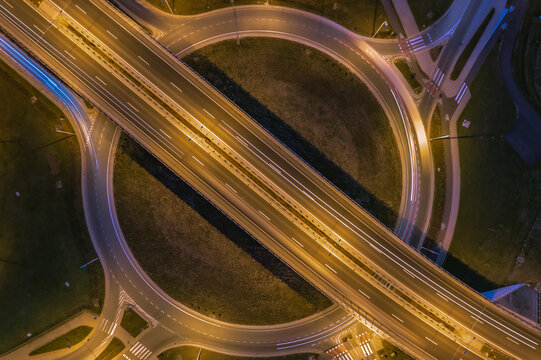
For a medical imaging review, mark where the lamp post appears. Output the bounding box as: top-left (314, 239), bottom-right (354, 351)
top-left (372, 21), bottom-right (388, 38)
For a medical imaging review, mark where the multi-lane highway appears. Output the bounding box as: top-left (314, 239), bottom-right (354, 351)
top-left (1, 0), bottom-right (540, 359)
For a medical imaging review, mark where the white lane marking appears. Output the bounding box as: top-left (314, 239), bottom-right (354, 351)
top-left (64, 49), bottom-right (75, 60)
top-left (33, 24), bottom-right (44, 34)
top-left (357, 289), bottom-right (370, 299)
top-left (471, 315), bottom-right (484, 324)
top-left (106, 29), bottom-right (117, 40)
top-left (258, 210), bottom-right (270, 221)
top-left (74, 4), bottom-right (86, 14)
top-left (127, 102), bottom-right (139, 112)
top-left (506, 336), bottom-right (520, 345)
top-left (325, 263), bottom-right (337, 274)
top-left (138, 55), bottom-right (150, 66)
top-left (10, 2), bottom-right (536, 348)
top-left (95, 75), bottom-right (107, 85)
top-left (425, 337), bottom-right (438, 346)
top-left (392, 314), bottom-right (404, 323)
top-left (109, 322), bottom-right (117, 335)
top-left (436, 292), bottom-right (449, 301)
top-left (192, 155), bottom-right (204, 167)
top-left (203, 108), bottom-right (215, 118)
top-left (2, 1), bottom-right (13, 8)
top-left (170, 81), bottom-right (182, 92)
top-left (291, 237), bottom-right (304, 248)
top-left (159, 128), bottom-right (171, 139)
top-left (403, 268), bottom-right (416, 278)
top-left (225, 182), bottom-right (237, 193)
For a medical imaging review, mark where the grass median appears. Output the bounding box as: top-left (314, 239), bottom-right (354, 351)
top-left (114, 38), bottom-right (400, 324)
top-left (120, 308), bottom-right (149, 338)
top-left (0, 59), bottom-right (103, 354)
top-left (158, 347), bottom-right (315, 360)
top-left (143, 0), bottom-right (392, 37)
top-left (29, 326), bottom-right (92, 355)
top-left (443, 47), bottom-right (541, 290)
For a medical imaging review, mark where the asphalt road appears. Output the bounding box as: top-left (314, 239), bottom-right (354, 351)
top-left (1, 1), bottom-right (540, 359)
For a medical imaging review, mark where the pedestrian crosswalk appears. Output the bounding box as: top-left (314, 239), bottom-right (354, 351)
top-left (128, 342), bottom-right (152, 360)
top-left (99, 318), bottom-right (117, 335)
top-left (455, 82), bottom-right (468, 104)
top-left (426, 67), bottom-right (445, 97)
top-left (399, 35), bottom-right (427, 54)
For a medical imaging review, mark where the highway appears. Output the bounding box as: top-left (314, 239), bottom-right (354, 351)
top-left (1, 1), bottom-right (540, 359)
top-left (0, 32), bottom-right (358, 359)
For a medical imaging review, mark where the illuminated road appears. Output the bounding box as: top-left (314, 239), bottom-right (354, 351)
top-left (1, 1), bottom-right (540, 359)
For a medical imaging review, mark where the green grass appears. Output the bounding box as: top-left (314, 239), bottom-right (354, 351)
top-left (158, 346), bottom-right (315, 360)
top-left (407, 0), bottom-right (453, 29)
top-left (0, 59), bottom-right (104, 354)
top-left (424, 107), bottom-right (446, 253)
top-left (443, 47), bottom-right (541, 290)
top-left (429, 43), bottom-right (444, 62)
top-left (114, 38), bottom-right (400, 325)
top-left (450, 8), bottom-right (495, 80)
top-left (394, 58), bottom-right (422, 94)
top-left (143, 0), bottom-right (392, 37)
top-left (512, 1), bottom-right (541, 115)
top-left (115, 137), bottom-right (332, 324)
top-left (29, 326), bottom-right (92, 355)
top-left (120, 308), bottom-right (149, 338)
top-left (376, 339), bottom-right (413, 360)
top-left (95, 338), bottom-right (124, 360)
top-left (183, 39), bottom-right (401, 226)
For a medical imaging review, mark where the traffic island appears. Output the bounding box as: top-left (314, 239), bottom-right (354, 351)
top-left (114, 38), bottom-right (401, 325)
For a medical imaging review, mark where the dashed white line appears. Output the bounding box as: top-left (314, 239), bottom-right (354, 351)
top-left (138, 55), bottom-right (149, 66)
top-left (74, 4), bottom-right (86, 14)
top-left (106, 30), bottom-right (117, 40)
top-left (225, 182), bottom-right (237, 193)
top-left (392, 314), bottom-right (404, 323)
top-left (425, 337), bottom-right (438, 346)
top-left (192, 155), bottom-right (204, 166)
top-left (325, 263), bottom-right (337, 274)
top-left (158, 128), bottom-right (171, 139)
top-left (258, 210), bottom-right (270, 221)
top-left (357, 289), bottom-right (370, 299)
top-left (203, 108), bottom-right (215, 118)
top-left (291, 237), bottom-right (304, 248)
top-left (170, 81), bottom-right (182, 92)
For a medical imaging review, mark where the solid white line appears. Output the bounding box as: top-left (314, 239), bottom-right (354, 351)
top-left (325, 263), bottom-right (337, 274)
top-left (192, 155), bottom-right (204, 166)
top-left (225, 182), bottom-right (237, 193)
top-left (291, 237), bottom-right (304, 248)
top-left (258, 210), bottom-right (270, 221)
top-left (203, 108), bottom-right (215, 118)
top-left (357, 289), bottom-right (370, 299)
top-left (425, 337), bottom-right (438, 346)
top-left (106, 29), bottom-right (117, 40)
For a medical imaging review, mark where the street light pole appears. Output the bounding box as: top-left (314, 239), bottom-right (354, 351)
top-left (372, 21), bottom-right (388, 38)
